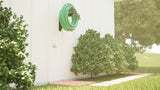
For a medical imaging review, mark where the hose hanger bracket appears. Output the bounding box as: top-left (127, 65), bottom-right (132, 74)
top-left (59, 3), bottom-right (80, 31)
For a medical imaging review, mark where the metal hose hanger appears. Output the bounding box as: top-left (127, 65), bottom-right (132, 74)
top-left (59, 3), bottom-right (80, 31)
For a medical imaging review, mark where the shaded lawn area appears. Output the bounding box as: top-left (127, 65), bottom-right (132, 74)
top-left (76, 74), bottom-right (131, 83)
top-left (26, 52), bottom-right (160, 90)
top-left (133, 67), bottom-right (160, 73)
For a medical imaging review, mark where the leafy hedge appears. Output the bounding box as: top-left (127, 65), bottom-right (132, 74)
top-left (0, 1), bottom-right (36, 89)
top-left (71, 29), bottom-right (138, 77)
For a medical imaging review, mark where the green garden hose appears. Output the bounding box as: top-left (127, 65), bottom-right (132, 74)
top-left (59, 3), bottom-right (79, 31)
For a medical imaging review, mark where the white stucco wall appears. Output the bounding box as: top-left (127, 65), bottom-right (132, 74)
top-left (3, 0), bottom-right (114, 85)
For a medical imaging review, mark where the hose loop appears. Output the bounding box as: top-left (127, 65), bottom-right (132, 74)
top-left (59, 3), bottom-right (79, 31)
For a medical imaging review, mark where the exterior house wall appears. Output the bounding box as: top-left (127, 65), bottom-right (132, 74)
top-left (3, 0), bottom-right (114, 85)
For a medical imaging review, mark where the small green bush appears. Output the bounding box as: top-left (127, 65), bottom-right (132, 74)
top-left (71, 30), bottom-right (112, 78)
top-left (102, 35), bottom-right (127, 74)
top-left (116, 38), bottom-right (138, 71)
top-left (0, 1), bottom-right (36, 89)
top-left (103, 35), bottom-right (138, 73)
top-left (71, 29), bottom-right (138, 77)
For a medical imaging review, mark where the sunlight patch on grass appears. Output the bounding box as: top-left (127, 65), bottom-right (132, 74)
top-left (135, 52), bottom-right (160, 67)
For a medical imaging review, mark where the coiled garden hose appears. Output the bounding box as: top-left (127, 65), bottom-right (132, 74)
top-left (59, 3), bottom-right (80, 31)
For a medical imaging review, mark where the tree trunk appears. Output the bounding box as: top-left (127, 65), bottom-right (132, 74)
top-left (115, 30), bottom-right (124, 38)
top-left (91, 74), bottom-right (93, 79)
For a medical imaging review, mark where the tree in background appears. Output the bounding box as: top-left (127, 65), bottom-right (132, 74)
top-left (115, 0), bottom-right (160, 52)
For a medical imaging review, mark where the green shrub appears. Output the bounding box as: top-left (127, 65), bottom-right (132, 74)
top-left (116, 38), bottom-right (138, 71)
top-left (102, 35), bottom-right (127, 74)
top-left (71, 29), bottom-right (138, 77)
top-left (0, 1), bottom-right (36, 89)
top-left (103, 35), bottom-right (138, 73)
top-left (71, 29), bottom-right (112, 78)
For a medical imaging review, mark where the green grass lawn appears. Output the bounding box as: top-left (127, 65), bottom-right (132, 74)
top-left (135, 52), bottom-right (160, 67)
top-left (26, 52), bottom-right (160, 90)
top-left (133, 52), bottom-right (160, 74)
